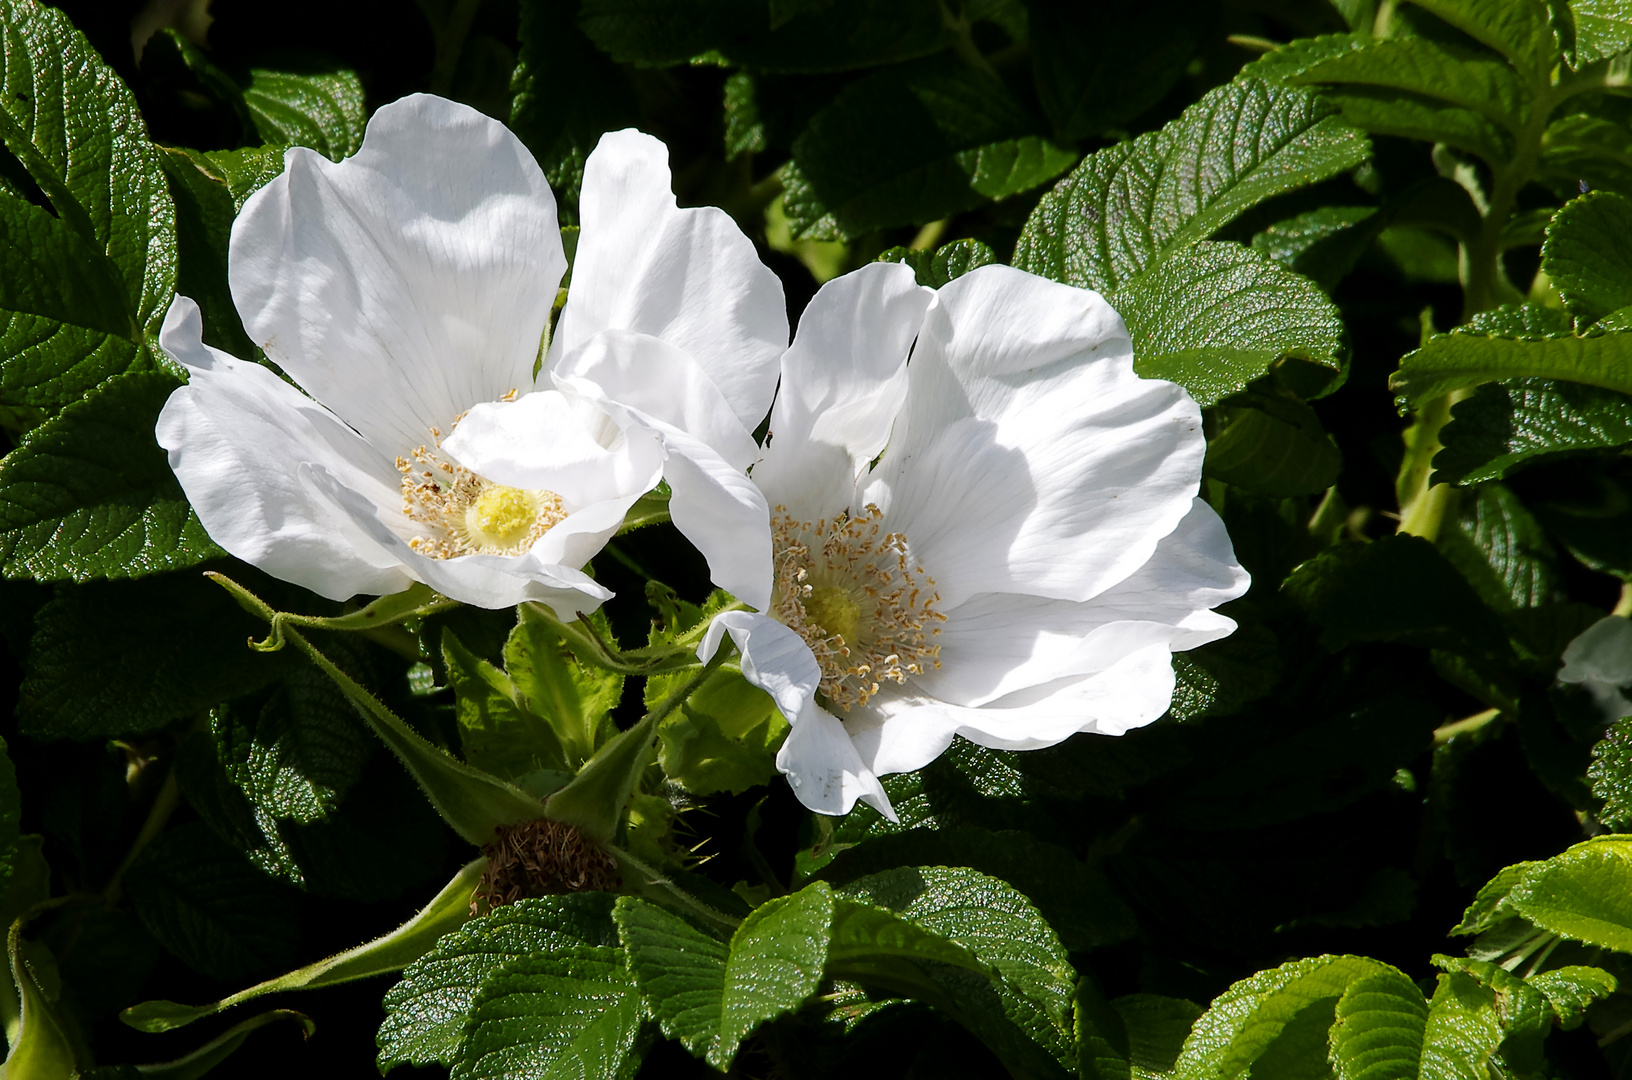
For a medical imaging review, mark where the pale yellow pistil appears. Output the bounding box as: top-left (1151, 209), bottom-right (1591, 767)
top-left (397, 435), bottom-right (567, 559)
top-left (771, 503), bottom-right (945, 711)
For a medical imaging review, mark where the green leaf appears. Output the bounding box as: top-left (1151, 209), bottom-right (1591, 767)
top-left (1254, 32), bottom-right (1531, 132)
top-left (0, 740), bottom-right (18, 902)
top-left (1282, 535), bottom-right (1513, 657)
top-left (1390, 324), bottom-right (1632, 405)
top-left (612, 898), bottom-right (730, 1058)
top-left (157, 149), bottom-right (256, 359)
top-left (241, 68), bottom-right (364, 161)
top-left (378, 892), bottom-right (617, 1069)
top-left (1407, 0), bottom-right (1557, 82)
top-left (0, 0), bottom-right (175, 342)
top-left (1251, 204), bottom-right (1384, 294)
top-left (1171, 955), bottom-right (1392, 1080)
top-left (122, 856), bottom-right (482, 1033)
top-left (652, 665), bottom-right (785, 796)
top-left (1420, 968), bottom-right (1505, 1077)
top-left (1430, 956), bottom-right (1552, 1074)
top-left (817, 826), bottom-right (1136, 952)
top-left (451, 943), bottom-right (646, 1080)
top-left (1028, 0), bottom-right (1204, 140)
top-left (123, 822), bottom-right (301, 984)
top-left (0, 371), bottom-right (223, 581)
top-left (1571, 0), bottom-right (1632, 63)
top-left (785, 53), bottom-right (1076, 240)
top-left (711, 884), bottom-right (834, 1068)
top-left (191, 145), bottom-right (291, 214)
top-left (836, 866), bottom-right (1075, 1065)
top-left (1327, 968), bottom-right (1427, 1080)
top-left (17, 566), bottom-right (297, 740)
top-left (1434, 377), bottom-right (1632, 484)
top-left (613, 887), bottom-right (833, 1070)
top-left (876, 238), bottom-right (999, 289)
top-left (1013, 77), bottom-right (1369, 296)
top-left (443, 628), bottom-right (571, 782)
top-left (508, 604), bottom-right (622, 767)
top-left (1116, 995), bottom-right (1204, 1080)
top-left (825, 894), bottom-right (1071, 1080)
top-left (512, 0), bottom-right (638, 221)
top-left (1166, 622), bottom-right (1284, 723)
top-left (1591, 716), bottom-right (1632, 829)
top-left (1541, 190), bottom-right (1632, 325)
top-left (1204, 395), bottom-right (1343, 496)
top-left (1505, 836), bottom-right (1632, 951)
top-left (210, 661), bottom-right (373, 825)
top-left (1116, 242), bottom-right (1347, 407)
top-left (1527, 965), bottom-right (1617, 1029)
top-left (1438, 482), bottom-right (1561, 610)
top-left (1539, 108), bottom-right (1632, 200)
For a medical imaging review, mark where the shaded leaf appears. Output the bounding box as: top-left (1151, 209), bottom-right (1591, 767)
top-left (1434, 377), bottom-right (1632, 484)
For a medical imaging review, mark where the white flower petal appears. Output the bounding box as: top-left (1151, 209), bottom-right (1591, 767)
top-left (568, 365), bottom-right (773, 612)
top-left (301, 462), bottom-right (613, 616)
top-left (864, 264), bottom-right (1204, 609)
top-left (230, 94), bottom-right (564, 455)
top-left (916, 499), bottom-right (1249, 705)
top-left (552, 330), bottom-right (759, 470)
top-left (558, 129), bottom-right (787, 431)
top-left (440, 390), bottom-right (664, 508)
top-left (751, 262), bottom-right (932, 518)
top-left (156, 296), bottom-right (413, 601)
top-left (700, 611), bottom-right (894, 819)
top-left (847, 643), bottom-right (1178, 780)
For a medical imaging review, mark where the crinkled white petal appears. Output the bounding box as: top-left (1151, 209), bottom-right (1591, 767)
top-left (751, 262), bottom-right (932, 519)
top-left (558, 129), bottom-right (786, 432)
top-left (230, 93), bottom-right (564, 455)
top-left (155, 296), bottom-right (413, 601)
top-left (700, 611), bottom-right (894, 819)
top-left (862, 264), bottom-right (1204, 610)
top-left (915, 499), bottom-right (1249, 706)
top-left (562, 354), bottom-right (773, 612)
top-left (552, 330), bottom-right (759, 471)
top-left (846, 643), bottom-right (1179, 781)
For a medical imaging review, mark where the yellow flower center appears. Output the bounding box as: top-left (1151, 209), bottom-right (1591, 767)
top-left (396, 415), bottom-right (567, 559)
top-left (770, 503), bottom-right (945, 712)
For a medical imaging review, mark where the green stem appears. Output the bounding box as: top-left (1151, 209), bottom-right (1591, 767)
top-left (1432, 707), bottom-right (1502, 746)
top-left (102, 768), bottom-right (180, 907)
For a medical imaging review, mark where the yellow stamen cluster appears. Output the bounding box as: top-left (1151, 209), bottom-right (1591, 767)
top-left (397, 414), bottom-right (566, 558)
top-left (771, 503), bottom-right (945, 711)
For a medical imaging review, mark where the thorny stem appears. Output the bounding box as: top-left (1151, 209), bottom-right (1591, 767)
top-left (102, 768), bottom-right (180, 907)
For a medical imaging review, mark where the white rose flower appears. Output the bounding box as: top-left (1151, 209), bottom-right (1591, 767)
top-left (156, 94), bottom-right (785, 613)
top-left (681, 260), bottom-right (1251, 818)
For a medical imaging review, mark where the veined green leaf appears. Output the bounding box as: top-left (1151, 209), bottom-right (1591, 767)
top-left (1013, 78), bottom-right (1369, 295)
top-left (1391, 325), bottom-right (1632, 405)
top-left (1572, 0), bottom-right (1632, 63)
top-left (1407, 0), bottom-right (1557, 82)
top-left (444, 628), bottom-right (571, 782)
top-left (1419, 968), bottom-right (1505, 1077)
top-left (1327, 968), bottom-right (1427, 1080)
top-left (651, 665), bottom-right (785, 796)
top-left (613, 898), bottom-right (730, 1058)
top-left (1434, 377), bottom-right (1632, 484)
top-left (241, 68), bottom-right (364, 161)
top-left (1540, 109), bottom-right (1632, 199)
top-left (1171, 955), bottom-right (1392, 1080)
top-left (451, 943), bottom-right (647, 1080)
top-left (1256, 33), bottom-right (1531, 130)
top-left (1204, 395), bottom-right (1343, 496)
top-left (0, 371), bottom-right (222, 581)
top-left (0, 0), bottom-right (175, 338)
top-left (190, 144), bottom-right (291, 214)
top-left (1439, 482), bottom-right (1561, 610)
top-left (1505, 836), bottom-right (1632, 951)
top-left (1528, 966), bottom-right (1617, 1029)
top-left (1029, 0), bottom-right (1203, 140)
top-left (378, 892), bottom-right (617, 1070)
top-left (1591, 717), bottom-right (1632, 829)
top-left (1542, 190), bottom-right (1632, 325)
top-left (1251, 204), bottom-right (1383, 293)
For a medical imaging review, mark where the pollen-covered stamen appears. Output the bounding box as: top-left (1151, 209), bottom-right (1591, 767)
top-left (397, 409), bottom-right (566, 558)
top-left (771, 503), bottom-right (945, 711)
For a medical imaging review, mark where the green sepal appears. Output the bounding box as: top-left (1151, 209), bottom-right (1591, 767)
top-left (206, 573), bottom-right (544, 845)
top-left (2, 918), bottom-right (75, 1080)
top-left (122, 1009), bottom-right (315, 1080)
top-left (120, 855), bottom-right (484, 1033)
